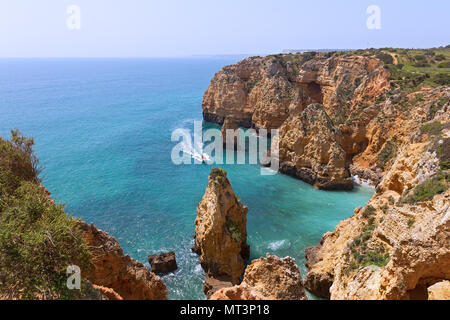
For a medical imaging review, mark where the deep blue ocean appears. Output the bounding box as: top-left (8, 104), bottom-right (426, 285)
top-left (0, 58), bottom-right (373, 299)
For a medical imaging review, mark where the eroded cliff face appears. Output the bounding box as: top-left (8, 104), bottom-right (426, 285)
top-left (202, 52), bottom-right (390, 189)
top-left (193, 168), bottom-right (250, 296)
top-left (203, 49), bottom-right (450, 299)
top-left (210, 254), bottom-right (307, 300)
top-left (305, 104), bottom-right (450, 300)
top-left (203, 52), bottom-right (389, 132)
top-left (78, 221), bottom-right (168, 300)
top-left (202, 49), bottom-right (450, 299)
top-left (276, 103), bottom-right (353, 190)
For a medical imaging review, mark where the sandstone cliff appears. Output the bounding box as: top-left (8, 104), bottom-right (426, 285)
top-left (78, 221), bottom-right (168, 300)
top-left (193, 168), bottom-right (250, 296)
top-left (210, 254), bottom-right (307, 300)
top-left (276, 103), bottom-right (353, 190)
top-left (203, 48), bottom-right (450, 299)
top-left (305, 102), bottom-right (450, 299)
top-left (202, 51), bottom-right (390, 189)
top-left (203, 52), bottom-right (388, 132)
top-left (427, 281), bottom-right (450, 300)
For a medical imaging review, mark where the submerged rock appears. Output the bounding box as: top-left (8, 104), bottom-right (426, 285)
top-left (193, 168), bottom-right (250, 295)
top-left (148, 251), bottom-right (178, 275)
top-left (210, 254), bottom-right (307, 300)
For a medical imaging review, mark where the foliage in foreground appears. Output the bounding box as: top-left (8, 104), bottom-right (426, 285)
top-left (0, 130), bottom-right (94, 299)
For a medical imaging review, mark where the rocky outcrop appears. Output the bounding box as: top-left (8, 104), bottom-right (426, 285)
top-left (304, 103), bottom-right (450, 299)
top-left (203, 275), bottom-right (234, 299)
top-left (78, 221), bottom-right (168, 300)
top-left (210, 254), bottom-right (307, 300)
top-left (148, 251), bottom-right (178, 275)
top-left (193, 168), bottom-right (250, 296)
top-left (427, 281), bottom-right (450, 300)
top-left (202, 52), bottom-right (393, 189)
top-left (203, 48), bottom-right (450, 299)
top-left (221, 116), bottom-right (240, 150)
top-left (203, 53), bottom-right (389, 132)
top-left (276, 103), bottom-right (353, 190)
top-left (349, 163), bottom-right (383, 187)
top-left (304, 234), bottom-right (334, 299)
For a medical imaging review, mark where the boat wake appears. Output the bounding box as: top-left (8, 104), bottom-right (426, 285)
top-left (180, 132), bottom-right (211, 163)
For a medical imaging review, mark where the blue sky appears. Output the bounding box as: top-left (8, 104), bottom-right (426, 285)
top-left (0, 0), bottom-right (448, 57)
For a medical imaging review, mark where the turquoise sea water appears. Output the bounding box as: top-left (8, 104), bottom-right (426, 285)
top-left (0, 58), bottom-right (373, 299)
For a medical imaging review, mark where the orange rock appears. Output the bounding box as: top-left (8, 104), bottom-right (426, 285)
top-left (428, 281), bottom-right (450, 300)
top-left (193, 168), bottom-right (249, 295)
top-left (211, 254), bottom-right (307, 300)
top-left (92, 285), bottom-right (123, 300)
top-left (78, 221), bottom-right (168, 300)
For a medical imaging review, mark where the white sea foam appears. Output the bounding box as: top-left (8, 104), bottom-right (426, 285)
top-left (178, 129), bottom-right (211, 163)
top-left (352, 175), bottom-right (376, 188)
top-left (260, 167), bottom-right (277, 175)
top-left (194, 264), bottom-right (204, 275)
top-left (268, 240), bottom-right (288, 250)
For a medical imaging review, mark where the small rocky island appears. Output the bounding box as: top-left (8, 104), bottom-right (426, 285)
top-left (193, 168), bottom-right (308, 300)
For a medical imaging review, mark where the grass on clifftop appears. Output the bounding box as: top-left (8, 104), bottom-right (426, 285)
top-left (0, 130), bottom-right (95, 299)
top-left (382, 47), bottom-right (450, 89)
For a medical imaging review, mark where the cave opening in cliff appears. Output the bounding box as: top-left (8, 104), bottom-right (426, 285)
top-left (306, 81), bottom-right (323, 104)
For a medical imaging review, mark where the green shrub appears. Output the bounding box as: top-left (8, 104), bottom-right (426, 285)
top-left (413, 62), bottom-right (431, 68)
top-left (0, 129), bottom-right (42, 196)
top-left (346, 223), bottom-right (390, 272)
top-left (414, 54), bottom-right (427, 62)
top-left (411, 178), bottom-right (446, 202)
top-left (378, 139), bottom-right (398, 169)
top-left (431, 73), bottom-right (450, 85)
top-left (412, 94), bottom-right (424, 104)
top-left (376, 53), bottom-right (394, 65)
top-left (380, 204), bottom-right (389, 213)
top-left (226, 218), bottom-right (242, 243)
top-left (437, 61), bottom-right (450, 68)
top-left (437, 138), bottom-right (450, 170)
top-left (362, 205), bottom-right (376, 219)
top-left (420, 121), bottom-right (442, 136)
top-left (0, 131), bottom-right (93, 299)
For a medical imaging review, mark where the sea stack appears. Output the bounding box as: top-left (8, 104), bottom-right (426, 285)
top-left (193, 168), bottom-right (250, 297)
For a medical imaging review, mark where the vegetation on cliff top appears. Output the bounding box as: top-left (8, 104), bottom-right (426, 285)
top-left (400, 122), bottom-right (449, 204)
top-left (344, 205), bottom-right (390, 274)
top-left (381, 47), bottom-right (450, 89)
top-left (0, 130), bottom-right (95, 299)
